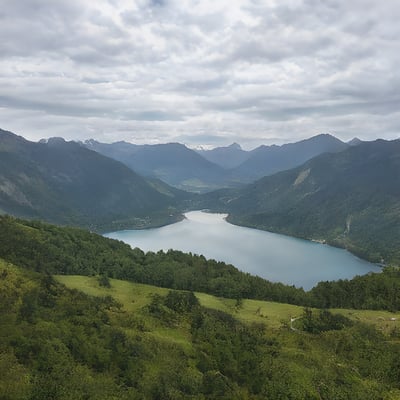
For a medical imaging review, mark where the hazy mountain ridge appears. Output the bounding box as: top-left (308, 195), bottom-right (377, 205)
top-left (81, 139), bottom-right (229, 192)
top-left (229, 133), bottom-right (349, 182)
top-left (83, 133), bottom-right (350, 191)
top-left (0, 129), bottom-right (182, 230)
top-left (196, 142), bottom-right (251, 169)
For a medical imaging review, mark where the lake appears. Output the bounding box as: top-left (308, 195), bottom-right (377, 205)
top-left (105, 210), bottom-right (380, 289)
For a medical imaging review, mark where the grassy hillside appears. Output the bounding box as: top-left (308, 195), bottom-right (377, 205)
top-left (2, 260), bottom-right (399, 400)
top-left (1, 207), bottom-right (400, 399)
top-left (56, 275), bottom-right (400, 334)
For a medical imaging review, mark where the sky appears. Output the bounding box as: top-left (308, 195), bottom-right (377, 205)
top-left (1, 0), bottom-right (400, 149)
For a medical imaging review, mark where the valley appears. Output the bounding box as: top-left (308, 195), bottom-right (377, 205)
top-left (2, 127), bottom-right (399, 267)
top-left (1, 129), bottom-right (399, 399)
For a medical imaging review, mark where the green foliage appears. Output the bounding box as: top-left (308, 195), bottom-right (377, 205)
top-left (98, 274), bottom-right (111, 288)
top-left (0, 351), bottom-right (31, 400)
top-left (310, 267), bottom-right (400, 311)
top-left (301, 308), bottom-right (353, 333)
top-left (164, 290), bottom-right (199, 313)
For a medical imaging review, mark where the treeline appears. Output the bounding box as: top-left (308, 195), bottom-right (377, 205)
top-left (1, 215), bottom-right (400, 311)
top-left (1, 261), bottom-right (400, 399)
top-left (310, 267), bottom-right (400, 311)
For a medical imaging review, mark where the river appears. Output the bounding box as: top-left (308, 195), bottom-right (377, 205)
top-left (105, 210), bottom-right (380, 289)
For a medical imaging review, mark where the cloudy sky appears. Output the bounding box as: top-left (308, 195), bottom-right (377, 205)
top-left (1, 0), bottom-right (399, 149)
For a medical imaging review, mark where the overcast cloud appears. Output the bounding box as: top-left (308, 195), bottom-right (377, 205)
top-left (0, 0), bottom-right (399, 148)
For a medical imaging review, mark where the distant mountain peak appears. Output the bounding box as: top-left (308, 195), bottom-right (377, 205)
top-left (84, 138), bottom-right (100, 146)
top-left (317, 132), bottom-right (334, 137)
top-left (44, 137), bottom-right (67, 146)
top-left (228, 142), bottom-right (242, 150)
top-left (348, 137), bottom-right (363, 146)
top-left (306, 133), bottom-right (343, 142)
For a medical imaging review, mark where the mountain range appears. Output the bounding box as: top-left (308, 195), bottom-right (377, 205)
top-left (82, 133), bottom-right (352, 192)
top-left (0, 129), bottom-right (184, 230)
top-left (228, 133), bottom-right (349, 182)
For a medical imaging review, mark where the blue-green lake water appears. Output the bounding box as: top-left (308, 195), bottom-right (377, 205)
top-left (105, 210), bottom-right (380, 289)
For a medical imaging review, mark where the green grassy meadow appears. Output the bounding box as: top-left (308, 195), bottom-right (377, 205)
top-left (56, 275), bottom-right (400, 333)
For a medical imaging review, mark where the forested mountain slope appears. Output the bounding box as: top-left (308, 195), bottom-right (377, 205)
top-left (217, 139), bottom-right (400, 264)
top-left (0, 129), bottom-right (182, 230)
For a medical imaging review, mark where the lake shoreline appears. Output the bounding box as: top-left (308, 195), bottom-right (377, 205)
top-left (106, 210), bottom-right (380, 290)
top-left (225, 216), bottom-right (382, 268)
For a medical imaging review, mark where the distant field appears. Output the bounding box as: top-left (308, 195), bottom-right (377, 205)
top-left (55, 275), bottom-right (400, 333)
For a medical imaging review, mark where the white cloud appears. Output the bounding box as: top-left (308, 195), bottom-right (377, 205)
top-left (0, 0), bottom-right (399, 148)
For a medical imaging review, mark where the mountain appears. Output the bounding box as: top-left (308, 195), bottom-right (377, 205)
top-left (0, 129), bottom-right (182, 230)
top-left (206, 139), bottom-right (400, 264)
top-left (348, 137), bottom-right (363, 146)
top-left (84, 138), bottom-right (141, 159)
top-left (196, 142), bottom-right (250, 169)
top-left (83, 140), bottom-right (229, 192)
top-left (230, 134), bottom-right (349, 182)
